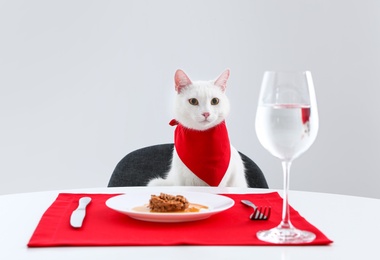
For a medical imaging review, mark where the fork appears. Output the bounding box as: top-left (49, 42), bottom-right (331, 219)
top-left (241, 200), bottom-right (271, 220)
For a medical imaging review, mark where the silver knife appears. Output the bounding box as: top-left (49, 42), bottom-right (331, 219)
top-left (70, 197), bottom-right (92, 228)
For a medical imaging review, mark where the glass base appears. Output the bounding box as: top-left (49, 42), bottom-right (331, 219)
top-left (257, 226), bottom-right (316, 244)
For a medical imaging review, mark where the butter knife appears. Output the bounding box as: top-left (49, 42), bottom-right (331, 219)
top-left (70, 197), bottom-right (92, 228)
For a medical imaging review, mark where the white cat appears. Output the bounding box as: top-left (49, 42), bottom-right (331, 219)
top-left (147, 69), bottom-right (248, 187)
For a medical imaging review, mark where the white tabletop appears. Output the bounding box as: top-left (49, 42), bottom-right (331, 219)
top-left (1, 186), bottom-right (379, 260)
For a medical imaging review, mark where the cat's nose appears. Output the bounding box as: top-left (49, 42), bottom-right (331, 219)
top-left (202, 112), bottom-right (210, 119)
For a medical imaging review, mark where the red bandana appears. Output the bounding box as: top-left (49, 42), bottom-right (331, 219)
top-left (169, 119), bottom-right (231, 186)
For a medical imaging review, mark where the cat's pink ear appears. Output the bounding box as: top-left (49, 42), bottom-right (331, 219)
top-left (175, 69), bottom-right (192, 93)
top-left (214, 69), bottom-right (230, 92)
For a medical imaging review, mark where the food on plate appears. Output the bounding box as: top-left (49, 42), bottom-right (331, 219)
top-left (149, 193), bottom-right (189, 212)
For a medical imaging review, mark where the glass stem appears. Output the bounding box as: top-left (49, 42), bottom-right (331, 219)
top-left (279, 160), bottom-right (292, 229)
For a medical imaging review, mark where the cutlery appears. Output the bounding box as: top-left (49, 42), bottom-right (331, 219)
top-left (241, 200), bottom-right (271, 220)
top-left (70, 197), bottom-right (92, 228)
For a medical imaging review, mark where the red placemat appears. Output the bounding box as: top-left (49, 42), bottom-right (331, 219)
top-left (28, 192), bottom-right (332, 246)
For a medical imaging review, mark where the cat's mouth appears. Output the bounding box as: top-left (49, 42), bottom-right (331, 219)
top-left (198, 119), bottom-right (216, 128)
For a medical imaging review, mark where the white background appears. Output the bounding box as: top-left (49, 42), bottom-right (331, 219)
top-left (1, 0), bottom-right (379, 198)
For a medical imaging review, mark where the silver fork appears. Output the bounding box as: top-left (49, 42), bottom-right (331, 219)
top-left (241, 200), bottom-right (271, 220)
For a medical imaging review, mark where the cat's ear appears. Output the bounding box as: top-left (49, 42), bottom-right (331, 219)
top-left (175, 69), bottom-right (192, 93)
top-left (214, 69), bottom-right (230, 92)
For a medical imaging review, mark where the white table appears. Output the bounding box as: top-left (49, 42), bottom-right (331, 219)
top-left (1, 186), bottom-right (379, 260)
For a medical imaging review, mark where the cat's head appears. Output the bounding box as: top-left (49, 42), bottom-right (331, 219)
top-left (173, 69), bottom-right (231, 131)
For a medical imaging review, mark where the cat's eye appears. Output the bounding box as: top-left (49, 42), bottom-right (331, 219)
top-left (188, 98), bottom-right (199, 106)
top-left (211, 98), bottom-right (219, 105)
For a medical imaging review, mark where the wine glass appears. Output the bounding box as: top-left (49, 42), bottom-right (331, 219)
top-left (255, 71), bottom-right (319, 243)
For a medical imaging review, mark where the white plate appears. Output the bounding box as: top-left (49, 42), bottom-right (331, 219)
top-left (105, 191), bottom-right (235, 223)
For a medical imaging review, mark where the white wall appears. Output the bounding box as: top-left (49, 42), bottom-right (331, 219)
top-left (1, 0), bottom-right (380, 198)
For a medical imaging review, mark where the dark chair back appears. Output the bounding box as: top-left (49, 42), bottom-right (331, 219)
top-left (108, 144), bottom-right (268, 188)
